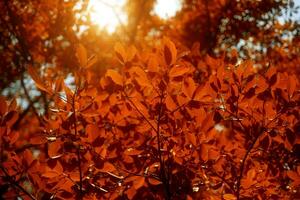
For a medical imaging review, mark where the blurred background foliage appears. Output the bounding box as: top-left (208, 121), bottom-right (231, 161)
top-left (0, 0), bottom-right (299, 112)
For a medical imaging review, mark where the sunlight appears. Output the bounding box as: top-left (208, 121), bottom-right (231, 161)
top-left (153, 0), bottom-right (182, 20)
top-left (88, 0), bottom-right (127, 34)
top-left (85, 0), bottom-right (183, 33)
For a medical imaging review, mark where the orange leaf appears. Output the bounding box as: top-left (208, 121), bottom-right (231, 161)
top-left (127, 45), bottom-right (137, 61)
top-left (105, 69), bottom-right (123, 86)
top-left (43, 161), bottom-right (63, 178)
top-left (30, 135), bottom-right (46, 145)
top-left (130, 67), bottom-right (150, 87)
top-left (114, 42), bottom-right (126, 64)
top-left (48, 140), bottom-right (63, 159)
top-left (187, 133), bottom-right (197, 146)
top-left (85, 54), bottom-right (98, 69)
top-left (27, 66), bottom-right (51, 94)
top-left (148, 56), bottom-right (159, 72)
top-left (242, 169), bottom-right (256, 189)
top-left (208, 148), bottom-right (220, 160)
top-left (200, 143), bottom-right (209, 161)
top-left (223, 194), bottom-right (236, 200)
top-left (101, 162), bottom-right (116, 172)
top-left (9, 131), bottom-right (19, 144)
top-left (165, 95), bottom-right (177, 111)
top-left (163, 38), bottom-right (177, 65)
top-left (23, 149), bottom-right (34, 166)
top-left (266, 66), bottom-right (277, 79)
top-left (132, 176), bottom-right (145, 189)
top-left (256, 77), bottom-right (268, 94)
top-left (126, 186), bottom-right (136, 199)
top-left (76, 44), bottom-right (87, 67)
top-left (86, 124), bottom-right (99, 143)
top-left (124, 148), bottom-right (143, 156)
top-left (242, 60), bottom-right (254, 78)
top-left (169, 65), bottom-right (190, 77)
top-left (148, 177), bottom-right (162, 185)
top-left (183, 77), bottom-right (196, 99)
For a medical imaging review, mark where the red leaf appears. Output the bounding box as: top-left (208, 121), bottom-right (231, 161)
top-left (43, 161), bottom-right (63, 178)
top-left (0, 96), bottom-right (7, 115)
top-left (287, 171), bottom-right (300, 181)
top-left (287, 74), bottom-right (297, 97)
top-left (5, 111), bottom-right (19, 127)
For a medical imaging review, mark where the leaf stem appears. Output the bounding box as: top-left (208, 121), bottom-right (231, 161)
top-left (72, 91), bottom-right (83, 197)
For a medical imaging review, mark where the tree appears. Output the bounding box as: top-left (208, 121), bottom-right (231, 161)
top-left (0, 0), bottom-right (300, 199)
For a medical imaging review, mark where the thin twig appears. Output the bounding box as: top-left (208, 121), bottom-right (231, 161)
top-left (156, 94), bottom-right (171, 200)
top-left (236, 107), bottom-right (286, 199)
top-left (0, 165), bottom-right (36, 200)
top-left (72, 91), bottom-right (83, 197)
top-left (123, 92), bottom-right (157, 133)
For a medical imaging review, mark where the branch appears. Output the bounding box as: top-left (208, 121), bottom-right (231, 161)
top-left (12, 95), bottom-right (42, 130)
top-left (123, 92), bottom-right (157, 133)
top-left (156, 94), bottom-right (171, 200)
top-left (20, 75), bottom-right (41, 122)
top-left (123, 91), bottom-right (171, 199)
top-left (235, 107), bottom-right (287, 199)
top-left (72, 91), bottom-right (83, 197)
top-left (0, 165), bottom-right (36, 200)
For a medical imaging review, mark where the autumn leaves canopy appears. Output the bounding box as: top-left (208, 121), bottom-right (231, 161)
top-left (1, 36), bottom-right (299, 199)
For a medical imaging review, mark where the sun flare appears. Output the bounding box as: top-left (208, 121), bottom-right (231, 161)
top-left (153, 0), bottom-right (182, 20)
top-left (86, 0), bottom-right (182, 34)
top-left (88, 0), bottom-right (127, 34)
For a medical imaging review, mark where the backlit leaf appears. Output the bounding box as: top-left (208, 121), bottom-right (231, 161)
top-left (163, 38), bottom-right (177, 65)
top-left (148, 56), bottom-right (159, 72)
top-left (169, 65), bottom-right (190, 77)
top-left (114, 42), bottom-right (126, 64)
top-left (76, 44), bottom-right (87, 67)
top-left (223, 194), bottom-right (236, 200)
top-left (133, 176), bottom-right (145, 189)
top-left (148, 177), bottom-right (162, 185)
top-left (27, 66), bottom-right (51, 94)
top-left (124, 148), bottom-right (143, 156)
top-left (43, 161), bottom-right (63, 178)
top-left (187, 133), bottom-right (197, 146)
top-left (105, 69), bottom-right (123, 86)
top-left (101, 162), bottom-right (116, 172)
